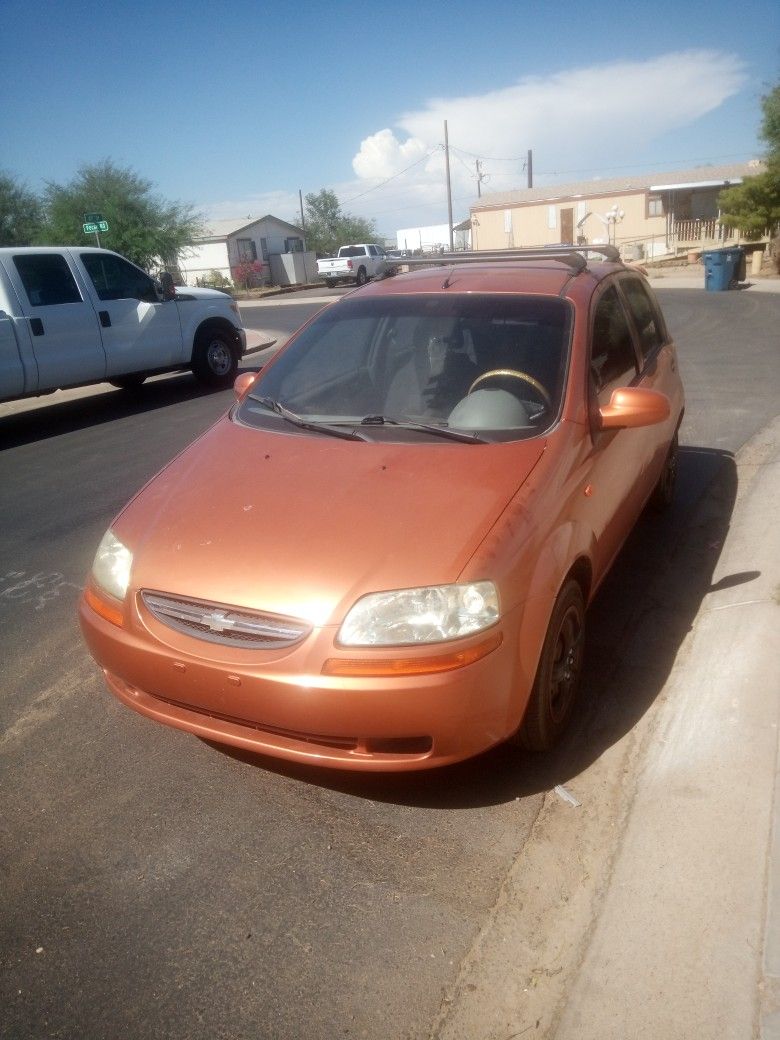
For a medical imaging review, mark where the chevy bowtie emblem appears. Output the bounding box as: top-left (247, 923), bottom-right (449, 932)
top-left (205, 609), bottom-right (235, 633)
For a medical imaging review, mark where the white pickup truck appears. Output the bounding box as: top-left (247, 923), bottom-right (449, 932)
top-left (317, 244), bottom-right (390, 288)
top-left (0, 246), bottom-right (247, 403)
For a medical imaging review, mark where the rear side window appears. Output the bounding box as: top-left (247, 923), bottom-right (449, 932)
top-left (590, 286), bottom-right (638, 393)
top-left (80, 252), bottom-right (158, 303)
top-left (621, 279), bottom-right (665, 361)
top-left (13, 254), bottom-right (82, 307)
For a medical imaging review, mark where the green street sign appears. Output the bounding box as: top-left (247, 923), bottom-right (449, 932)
top-left (84, 211), bottom-right (103, 223)
top-left (83, 220), bottom-right (109, 234)
top-left (97, 221), bottom-right (109, 232)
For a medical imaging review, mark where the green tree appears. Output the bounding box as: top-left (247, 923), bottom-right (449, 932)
top-left (303, 188), bottom-right (377, 257)
top-left (0, 171), bottom-right (45, 246)
top-left (39, 159), bottom-right (204, 269)
top-left (718, 83), bottom-right (780, 255)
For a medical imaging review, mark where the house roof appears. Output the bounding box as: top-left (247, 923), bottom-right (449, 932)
top-left (195, 215), bottom-right (304, 241)
top-left (472, 162), bottom-right (765, 211)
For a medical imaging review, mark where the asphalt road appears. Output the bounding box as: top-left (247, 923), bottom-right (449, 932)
top-left (1, 289), bottom-right (779, 1040)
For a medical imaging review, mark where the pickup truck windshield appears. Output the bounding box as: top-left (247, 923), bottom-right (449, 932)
top-left (240, 294), bottom-right (572, 441)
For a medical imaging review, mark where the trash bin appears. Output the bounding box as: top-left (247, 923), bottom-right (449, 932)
top-left (703, 247), bottom-right (746, 291)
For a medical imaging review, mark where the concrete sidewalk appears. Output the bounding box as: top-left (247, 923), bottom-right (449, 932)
top-left (554, 419), bottom-right (780, 1039)
top-left (645, 266), bottom-right (780, 292)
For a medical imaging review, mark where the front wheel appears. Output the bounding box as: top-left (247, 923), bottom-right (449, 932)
top-left (192, 329), bottom-right (238, 388)
top-left (648, 432), bottom-right (678, 511)
top-left (516, 580), bottom-right (585, 751)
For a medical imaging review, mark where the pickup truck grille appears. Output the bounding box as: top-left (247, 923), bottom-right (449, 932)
top-left (141, 591), bottom-right (309, 649)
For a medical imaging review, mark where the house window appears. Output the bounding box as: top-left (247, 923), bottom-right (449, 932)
top-left (647, 195), bottom-right (664, 218)
top-left (260, 237), bottom-right (269, 261)
top-left (236, 238), bottom-right (257, 261)
top-left (285, 237), bottom-right (303, 253)
top-left (547, 206), bottom-right (557, 230)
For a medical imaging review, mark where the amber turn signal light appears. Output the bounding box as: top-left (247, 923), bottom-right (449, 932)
top-left (84, 585), bottom-right (125, 628)
top-left (322, 630), bottom-right (502, 677)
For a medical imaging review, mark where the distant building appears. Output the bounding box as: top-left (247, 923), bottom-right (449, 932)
top-left (180, 215), bottom-right (316, 287)
top-left (468, 162), bottom-right (766, 259)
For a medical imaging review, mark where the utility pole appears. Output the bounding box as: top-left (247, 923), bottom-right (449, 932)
top-left (298, 189), bottom-right (307, 250)
top-left (444, 120), bottom-right (454, 251)
top-left (527, 149), bottom-right (533, 189)
top-left (475, 159), bottom-right (485, 198)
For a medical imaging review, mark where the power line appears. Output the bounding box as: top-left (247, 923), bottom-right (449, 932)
top-left (340, 148), bottom-right (441, 205)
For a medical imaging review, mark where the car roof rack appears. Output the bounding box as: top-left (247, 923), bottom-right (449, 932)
top-left (391, 244), bottom-right (622, 275)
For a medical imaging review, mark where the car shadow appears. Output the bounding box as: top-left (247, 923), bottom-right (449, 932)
top-left (208, 444), bottom-right (740, 809)
top-left (0, 362), bottom-right (263, 451)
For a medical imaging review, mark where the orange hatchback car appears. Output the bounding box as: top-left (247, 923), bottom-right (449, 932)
top-left (80, 247), bottom-right (684, 771)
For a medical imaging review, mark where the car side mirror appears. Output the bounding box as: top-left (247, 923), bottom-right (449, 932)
top-left (233, 371), bottom-right (258, 400)
top-left (598, 387), bottom-right (670, 430)
top-left (159, 272), bottom-right (177, 301)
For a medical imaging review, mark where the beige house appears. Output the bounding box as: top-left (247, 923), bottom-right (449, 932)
top-left (469, 162), bottom-right (766, 260)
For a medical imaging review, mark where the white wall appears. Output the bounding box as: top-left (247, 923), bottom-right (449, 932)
top-left (180, 242), bottom-right (230, 286)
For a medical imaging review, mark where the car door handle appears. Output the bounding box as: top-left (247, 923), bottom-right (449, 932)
top-left (98, 310), bottom-right (111, 328)
top-left (29, 317), bottom-right (44, 336)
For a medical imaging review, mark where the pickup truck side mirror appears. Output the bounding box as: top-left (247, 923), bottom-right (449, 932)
top-left (159, 272), bottom-right (177, 301)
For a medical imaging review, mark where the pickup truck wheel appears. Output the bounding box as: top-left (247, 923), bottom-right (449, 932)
top-left (514, 580), bottom-right (585, 751)
top-left (109, 375), bottom-right (146, 391)
top-left (325, 279), bottom-right (337, 289)
top-left (192, 329), bottom-right (238, 387)
top-left (355, 266), bottom-right (367, 286)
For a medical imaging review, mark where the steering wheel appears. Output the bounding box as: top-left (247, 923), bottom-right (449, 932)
top-left (468, 368), bottom-right (552, 410)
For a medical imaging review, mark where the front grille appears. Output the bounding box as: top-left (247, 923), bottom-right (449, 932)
top-left (141, 591), bottom-right (309, 649)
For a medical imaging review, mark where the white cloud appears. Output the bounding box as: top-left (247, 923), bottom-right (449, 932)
top-left (347, 50), bottom-right (747, 225)
top-left (205, 51), bottom-right (747, 235)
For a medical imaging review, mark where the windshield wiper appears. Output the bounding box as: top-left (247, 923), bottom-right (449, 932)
top-left (359, 415), bottom-right (487, 444)
top-left (253, 397), bottom-right (367, 441)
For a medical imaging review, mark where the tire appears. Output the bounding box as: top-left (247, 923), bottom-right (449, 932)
top-left (648, 432), bottom-right (678, 511)
top-left (355, 266), bottom-right (367, 287)
top-left (516, 580), bottom-right (585, 751)
top-left (192, 328), bottom-right (238, 388)
top-left (325, 279), bottom-right (336, 289)
top-left (109, 374), bottom-right (146, 391)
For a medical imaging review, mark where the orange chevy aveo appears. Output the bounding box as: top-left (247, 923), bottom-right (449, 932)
top-left (79, 248), bottom-right (684, 771)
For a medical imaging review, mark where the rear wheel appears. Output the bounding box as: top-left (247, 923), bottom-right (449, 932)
top-left (192, 329), bottom-right (238, 388)
top-left (355, 266), bottom-right (367, 286)
top-left (649, 432), bottom-right (678, 511)
top-left (325, 279), bottom-right (337, 289)
top-left (516, 580), bottom-right (585, 751)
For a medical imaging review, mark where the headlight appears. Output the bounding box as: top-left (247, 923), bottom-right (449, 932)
top-left (338, 581), bottom-right (499, 647)
top-left (91, 529), bottom-right (133, 600)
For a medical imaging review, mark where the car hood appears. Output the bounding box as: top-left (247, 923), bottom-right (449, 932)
top-left (116, 417), bottom-right (545, 627)
top-left (174, 286), bottom-right (233, 301)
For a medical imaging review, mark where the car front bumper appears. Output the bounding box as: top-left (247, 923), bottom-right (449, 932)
top-left (79, 590), bottom-right (524, 772)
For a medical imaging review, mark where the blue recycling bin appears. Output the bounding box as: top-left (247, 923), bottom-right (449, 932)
top-left (703, 247), bottom-right (746, 291)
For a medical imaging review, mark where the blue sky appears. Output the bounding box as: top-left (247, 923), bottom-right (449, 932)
top-left (2, 0), bottom-right (778, 236)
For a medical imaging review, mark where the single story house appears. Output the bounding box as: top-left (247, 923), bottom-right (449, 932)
top-left (179, 215), bottom-right (317, 287)
top-left (468, 162), bottom-right (767, 260)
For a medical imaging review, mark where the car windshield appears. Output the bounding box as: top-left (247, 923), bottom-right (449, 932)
top-left (238, 293), bottom-right (572, 442)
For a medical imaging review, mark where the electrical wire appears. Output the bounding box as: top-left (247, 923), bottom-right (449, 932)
top-left (340, 148), bottom-right (441, 205)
